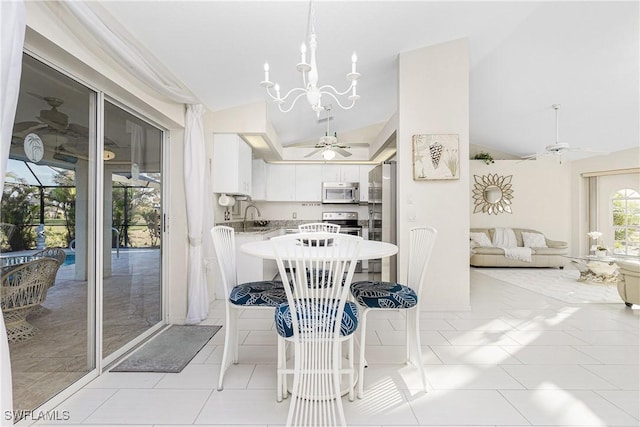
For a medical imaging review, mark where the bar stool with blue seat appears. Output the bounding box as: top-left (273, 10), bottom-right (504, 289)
top-left (350, 226), bottom-right (437, 398)
top-left (272, 232), bottom-right (361, 426)
top-left (210, 226), bottom-right (287, 391)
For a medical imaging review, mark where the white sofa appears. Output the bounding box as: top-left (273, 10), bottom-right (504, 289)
top-left (470, 228), bottom-right (568, 268)
top-left (616, 259), bottom-right (640, 307)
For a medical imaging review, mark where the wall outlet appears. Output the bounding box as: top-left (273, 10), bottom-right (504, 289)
top-left (292, 212), bottom-right (297, 219)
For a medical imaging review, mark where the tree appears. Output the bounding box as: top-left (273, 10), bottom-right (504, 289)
top-left (49, 170), bottom-right (76, 246)
top-left (1, 175), bottom-right (38, 251)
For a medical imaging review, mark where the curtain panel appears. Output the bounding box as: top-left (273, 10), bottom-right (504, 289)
top-left (0, 0), bottom-right (26, 420)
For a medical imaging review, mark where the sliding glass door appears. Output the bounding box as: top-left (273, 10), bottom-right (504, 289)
top-left (102, 101), bottom-right (163, 359)
top-left (2, 53), bottom-right (166, 417)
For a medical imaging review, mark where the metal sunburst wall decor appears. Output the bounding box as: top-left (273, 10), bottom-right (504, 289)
top-left (472, 173), bottom-right (514, 215)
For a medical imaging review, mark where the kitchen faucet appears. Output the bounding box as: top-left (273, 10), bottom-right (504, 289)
top-left (243, 204), bottom-right (261, 231)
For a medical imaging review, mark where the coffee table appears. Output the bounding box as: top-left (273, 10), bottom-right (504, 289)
top-left (564, 255), bottom-right (619, 284)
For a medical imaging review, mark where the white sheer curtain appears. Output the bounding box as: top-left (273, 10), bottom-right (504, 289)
top-left (0, 0), bottom-right (25, 421)
top-left (184, 104), bottom-right (210, 323)
top-left (55, 2), bottom-right (214, 323)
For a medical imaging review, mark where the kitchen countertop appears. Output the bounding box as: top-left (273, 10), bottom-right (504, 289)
top-left (236, 226), bottom-right (283, 235)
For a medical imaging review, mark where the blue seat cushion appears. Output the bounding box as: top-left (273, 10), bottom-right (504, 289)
top-left (285, 269), bottom-right (347, 288)
top-left (229, 281), bottom-right (287, 307)
top-left (350, 281), bottom-right (418, 309)
top-left (275, 300), bottom-right (359, 338)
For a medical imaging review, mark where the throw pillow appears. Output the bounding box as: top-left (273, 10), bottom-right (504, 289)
top-left (470, 232), bottom-right (492, 247)
top-left (522, 232), bottom-right (547, 248)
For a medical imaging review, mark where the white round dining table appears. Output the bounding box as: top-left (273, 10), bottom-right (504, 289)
top-left (240, 238), bottom-right (398, 260)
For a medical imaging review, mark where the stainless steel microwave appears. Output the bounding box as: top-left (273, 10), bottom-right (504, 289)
top-left (322, 182), bottom-right (360, 204)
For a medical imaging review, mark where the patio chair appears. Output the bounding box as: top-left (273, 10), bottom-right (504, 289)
top-left (272, 232), bottom-right (361, 426)
top-left (210, 226), bottom-right (287, 391)
top-left (32, 247), bottom-right (67, 266)
top-left (1, 257), bottom-right (61, 342)
top-left (350, 226), bottom-right (437, 397)
top-left (298, 222), bottom-right (341, 233)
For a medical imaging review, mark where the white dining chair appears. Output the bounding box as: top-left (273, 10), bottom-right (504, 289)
top-left (350, 226), bottom-right (437, 398)
top-left (210, 226), bottom-right (287, 391)
top-left (298, 222), bottom-right (341, 233)
top-left (272, 232), bottom-right (361, 427)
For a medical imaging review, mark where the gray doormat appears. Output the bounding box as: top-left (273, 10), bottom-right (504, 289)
top-left (111, 325), bottom-right (221, 373)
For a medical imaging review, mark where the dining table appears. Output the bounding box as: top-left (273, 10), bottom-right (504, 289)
top-left (240, 237), bottom-right (398, 261)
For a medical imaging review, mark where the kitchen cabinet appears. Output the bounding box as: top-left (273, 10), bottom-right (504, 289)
top-left (321, 165), bottom-right (360, 183)
top-left (212, 134), bottom-right (252, 196)
top-left (235, 229), bottom-right (281, 285)
top-left (295, 165), bottom-right (322, 201)
top-left (252, 159), bottom-right (267, 200)
top-left (266, 164), bottom-right (296, 201)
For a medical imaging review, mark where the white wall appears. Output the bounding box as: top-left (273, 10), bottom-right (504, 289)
top-left (469, 157), bottom-right (572, 244)
top-left (398, 39), bottom-right (470, 311)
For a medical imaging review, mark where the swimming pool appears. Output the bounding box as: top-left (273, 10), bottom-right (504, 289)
top-left (62, 253), bottom-right (75, 266)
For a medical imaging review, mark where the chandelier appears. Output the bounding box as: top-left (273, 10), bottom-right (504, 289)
top-left (260, 0), bottom-right (360, 116)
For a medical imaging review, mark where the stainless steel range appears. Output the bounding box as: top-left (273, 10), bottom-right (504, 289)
top-left (322, 211), bottom-right (362, 272)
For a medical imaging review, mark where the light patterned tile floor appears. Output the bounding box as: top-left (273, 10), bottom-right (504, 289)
top-left (28, 269), bottom-right (640, 427)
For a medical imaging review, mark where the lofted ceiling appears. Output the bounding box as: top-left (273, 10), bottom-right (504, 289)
top-left (94, 1), bottom-right (638, 161)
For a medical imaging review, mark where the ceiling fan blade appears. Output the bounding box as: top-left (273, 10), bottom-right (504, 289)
top-left (333, 147), bottom-right (352, 157)
top-left (287, 141), bottom-right (323, 148)
top-left (12, 123), bottom-right (48, 139)
top-left (304, 148), bottom-right (323, 158)
top-left (567, 146), bottom-right (609, 154)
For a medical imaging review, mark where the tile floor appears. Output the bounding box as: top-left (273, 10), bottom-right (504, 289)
top-left (25, 269), bottom-right (640, 427)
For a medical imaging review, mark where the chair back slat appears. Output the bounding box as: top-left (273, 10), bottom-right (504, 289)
top-left (211, 226), bottom-right (238, 297)
top-left (407, 226), bottom-right (438, 295)
top-left (298, 222), bottom-right (341, 233)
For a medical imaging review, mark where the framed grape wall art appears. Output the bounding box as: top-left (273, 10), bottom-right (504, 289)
top-left (412, 134), bottom-right (459, 180)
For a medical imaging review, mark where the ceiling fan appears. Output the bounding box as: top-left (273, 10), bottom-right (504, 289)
top-left (521, 104), bottom-right (606, 162)
top-left (12, 94), bottom-right (118, 161)
top-left (293, 106), bottom-right (356, 159)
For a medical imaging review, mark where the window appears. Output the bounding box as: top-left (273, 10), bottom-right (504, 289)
top-left (611, 188), bottom-right (640, 257)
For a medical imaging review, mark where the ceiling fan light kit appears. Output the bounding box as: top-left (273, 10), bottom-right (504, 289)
top-left (302, 106), bottom-right (353, 159)
top-left (321, 147), bottom-right (336, 160)
top-left (260, 0), bottom-right (360, 116)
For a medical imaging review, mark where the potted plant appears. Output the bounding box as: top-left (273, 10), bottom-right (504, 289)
top-left (473, 152), bottom-right (495, 165)
top-left (596, 246), bottom-right (608, 257)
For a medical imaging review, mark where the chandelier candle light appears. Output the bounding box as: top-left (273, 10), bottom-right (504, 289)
top-left (260, 0), bottom-right (360, 116)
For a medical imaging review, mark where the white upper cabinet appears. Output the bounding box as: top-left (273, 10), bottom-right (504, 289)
top-left (250, 162), bottom-right (367, 202)
top-left (295, 165), bottom-right (322, 201)
top-left (266, 164), bottom-right (296, 201)
top-left (321, 164), bottom-right (360, 182)
top-left (212, 134), bottom-right (252, 196)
